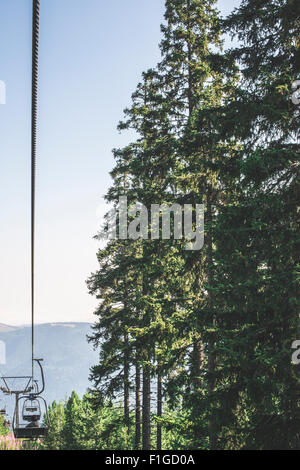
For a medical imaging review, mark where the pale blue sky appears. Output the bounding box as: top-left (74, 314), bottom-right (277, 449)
top-left (0, 0), bottom-right (240, 325)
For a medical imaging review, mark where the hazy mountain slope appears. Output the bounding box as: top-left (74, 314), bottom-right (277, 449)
top-left (0, 323), bottom-right (98, 419)
top-left (0, 324), bottom-right (19, 333)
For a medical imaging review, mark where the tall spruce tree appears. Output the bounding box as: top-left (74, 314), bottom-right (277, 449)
top-left (154, 0), bottom-right (240, 449)
top-left (87, 0), bottom-right (299, 450)
top-left (214, 0), bottom-right (300, 449)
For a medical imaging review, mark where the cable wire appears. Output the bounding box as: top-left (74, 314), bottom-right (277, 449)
top-left (31, 0), bottom-right (40, 382)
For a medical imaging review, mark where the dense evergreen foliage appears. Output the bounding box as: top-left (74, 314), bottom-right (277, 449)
top-left (85, 0), bottom-right (299, 451)
top-left (42, 392), bottom-right (185, 450)
top-left (0, 414), bottom-right (9, 437)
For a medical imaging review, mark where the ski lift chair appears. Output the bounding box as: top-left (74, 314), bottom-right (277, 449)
top-left (22, 397), bottom-right (41, 422)
top-left (13, 394), bottom-right (49, 439)
top-left (13, 360), bottom-right (49, 439)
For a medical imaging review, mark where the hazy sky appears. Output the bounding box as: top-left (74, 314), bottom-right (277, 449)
top-left (0, 0), bottom-right (240, 326)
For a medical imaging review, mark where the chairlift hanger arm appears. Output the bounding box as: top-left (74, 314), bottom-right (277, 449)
top-left (34, 359), bottom-right (45, 395)
top-left (0, 377), bottom-right (33, 395)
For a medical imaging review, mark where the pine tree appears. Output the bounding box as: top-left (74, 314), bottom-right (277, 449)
top-left (63, 391), bottom-right (88, 450)
top-left (43, 401), bottom-right (65, 450)
top-left (87, 0), bottom-right (299, 450)
top-left (213, 0), bottom-right (300, 449)
top-left (87, 237), bottom-right (141, 436)
top-left (153, 0), bottom-right (240, 449)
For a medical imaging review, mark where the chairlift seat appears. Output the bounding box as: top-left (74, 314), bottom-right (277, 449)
top-left (23, 415), bottom-right (41, 423)
top-left (14, 426), bottom-right (48, 439)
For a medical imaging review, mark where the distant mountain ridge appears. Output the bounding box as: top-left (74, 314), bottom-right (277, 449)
top-left (0, 324), bottom-right (19, 333)
top-left (0, 322), bottom-right (98, 419)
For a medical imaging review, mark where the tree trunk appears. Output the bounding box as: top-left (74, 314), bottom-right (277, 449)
top-left (157, 372), bottom-right (162, 450)
top-left (135, 361), bottom-right (142, 450)
top-left (207, 196), bottom-right (217, 450)
top-left (192, 338), bottom-right (205, 389)
top-left (187, 0), bottom-right (194, 116)
top-left (142, 363), bottom-right (151, 450)
top-left (124, 332), bottom-right (130, 433)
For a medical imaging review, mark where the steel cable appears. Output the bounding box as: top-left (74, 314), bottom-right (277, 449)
top-left (31, 0), bottom-right (40, 382)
